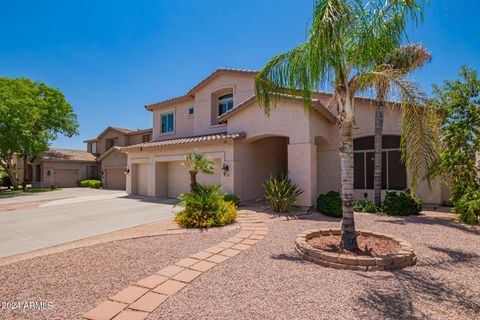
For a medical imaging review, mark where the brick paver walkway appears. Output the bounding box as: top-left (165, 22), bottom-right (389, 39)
top-left (83, 210), bottom-right (268, 320)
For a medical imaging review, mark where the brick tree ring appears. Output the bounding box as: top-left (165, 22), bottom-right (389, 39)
top-left (295, 229), bottom-right (417, 271)
top-left (83, 210), bottom-right (269, 320)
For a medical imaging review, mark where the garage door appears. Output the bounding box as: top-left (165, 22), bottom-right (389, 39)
top-left (167, 160), bottom-right (221, 198)
top-left (136, 163), bottom-right (149, 196)
top-left (105, 168), bottom-right (126, 190)
top-left (54, 169), bottom-right (79, 187)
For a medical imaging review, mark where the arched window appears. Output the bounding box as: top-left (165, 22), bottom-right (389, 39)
top-left (218, 93), bottom-right (233, 116)
top-left (353, 135), bottom-right (407, 190)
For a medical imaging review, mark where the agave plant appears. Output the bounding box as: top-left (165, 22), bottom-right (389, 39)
top-left (263, 175), bottom-right (304, 213)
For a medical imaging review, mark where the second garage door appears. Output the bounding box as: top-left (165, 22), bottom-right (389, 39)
top-left (54, 169), bottom-right (79, 187)
top-left (166, 160), bottom-right (221, 198)
top-left (105, 168), bottom-right (126, 190)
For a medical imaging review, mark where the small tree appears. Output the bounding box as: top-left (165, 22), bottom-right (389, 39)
top-left (430, 66), bottom-right (480, 204)
top-left (0, 78), bottom-right (78, 189)
top-left (255, 0), bottom-right (427, 250)
top-left (364, 44), bottom-right (432, 207)
top-left (182, 151), bottom-right (215, 191)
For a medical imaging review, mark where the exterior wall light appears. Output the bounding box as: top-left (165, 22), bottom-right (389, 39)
top-left (47, 170), bottom-right (51, 176)
top-left (222, 163), bottom-right (229, 176)
top-left (124, 167), bottom-right (130, 175)
top-left (100, 170), bottom-right (104, 176)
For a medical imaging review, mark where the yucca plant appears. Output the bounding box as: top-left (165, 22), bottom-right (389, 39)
top-left (263, 175), bottom-right (304, 213)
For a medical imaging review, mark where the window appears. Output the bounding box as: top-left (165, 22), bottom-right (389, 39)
top-left (161, 112), bottom-right (174, 133)
top-left (91, 143), bottom-right (97, 154)
top-left (188, 107), bottom-right (194, 117)
top-left (218, 93), bottom-right (233, 116)
top-left (142, 134), bottom-right (151, 143)
top-left (105, 138), bottom-right (117, 151)
top-left (353, 135), bottom-right (407, 190)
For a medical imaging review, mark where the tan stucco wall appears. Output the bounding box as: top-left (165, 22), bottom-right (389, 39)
top-left (233, 137), bottom-right (288, 201)
top-left (151, 73), bottom-right (255, 142)
top-left (125, 140), bottom-right (235, 197)
top-left (100, 149), bottom-right (127, 187)
top-left (97, 130), bottom-right (127, 154)
top-left (30, 159), bottom-right (94, 188)
top-left (152, 102), bottom-right (195, 141)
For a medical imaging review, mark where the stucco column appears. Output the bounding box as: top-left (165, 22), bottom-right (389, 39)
top-left (288, 142), bottom-right (317, 207)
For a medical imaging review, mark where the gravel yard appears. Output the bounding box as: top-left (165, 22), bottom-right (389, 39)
top-left (1, 210), bottom-right (479, 320)
top-left (150, 211), bottom-right (480, 320)
top-left (0, 226), bottom-right (239, 320)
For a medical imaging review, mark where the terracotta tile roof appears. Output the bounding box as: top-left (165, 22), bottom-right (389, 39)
top-left (145, 68), bottom-right (258, 110)
top-left (218, 94), bottom-right (337, 123)
top-left (186, 68), bottom-right (257, 96)
top-left (120, 132), bottom-right (246, 151)
top-left (37, 149), bottom-right (97, 162)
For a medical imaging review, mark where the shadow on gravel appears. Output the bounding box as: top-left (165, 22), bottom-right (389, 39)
top-left (270, 253), bottom-right (308, 263)
top-left (357, 248), bottom-right (480, 319)
top-left (374, 214), bottom-right (480, 236)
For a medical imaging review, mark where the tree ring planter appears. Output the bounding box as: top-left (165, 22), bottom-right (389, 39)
top-left (295, 229), bottom-right (417, 271)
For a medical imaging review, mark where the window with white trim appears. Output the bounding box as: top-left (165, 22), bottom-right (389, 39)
top-left (218, 93), bottom-right (233, 116)
top-left (353, 135), bottom-right (407, 190)
top-left (161, 112), bottom-right (174, 133)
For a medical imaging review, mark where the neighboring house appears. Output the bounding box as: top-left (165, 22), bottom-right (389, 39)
top-left (29, 149), bottom-right (98, 188)
top-left (120, 68), bottom-right (449, 206)
top-left (84, 127), bottom-right (152, 189)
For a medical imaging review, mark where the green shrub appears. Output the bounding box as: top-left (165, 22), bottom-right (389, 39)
top-left (175, 184), bottom-right (237, 228)
top-left (263, 175), bottom-right (303, 213)
top-left (454, 190), bottom-right (480, 225)
top-left (381, 189), bottom-right (422, 216)
top-left (0, 171), bottom-right (12, 188)
top-left (77, 179), bottom-right (102, 189)
top-left (316, 191), bottom-right (342, 217)
top-left (223, 194), bottom-right (240, 206)
top-left (354, 200), bottom-right (378, 213)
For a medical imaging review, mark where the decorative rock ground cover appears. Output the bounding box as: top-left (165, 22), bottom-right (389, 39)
top-left (296, 229), bottom-right (417, 271)
top-left (83, 210), bottom-right (268, 320)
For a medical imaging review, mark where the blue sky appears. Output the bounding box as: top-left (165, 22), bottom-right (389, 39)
top-left (1, 0), bottom-right (478, 150)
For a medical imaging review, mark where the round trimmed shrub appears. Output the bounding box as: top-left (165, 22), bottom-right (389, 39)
top-left (316, 191), bottom-right (342, 217)
top-left (77, 179), bottom-right (102, 189)
top-left (381, 189), bottom-right (422, 216)
top-left (175, 184), bottom-right (238, 228)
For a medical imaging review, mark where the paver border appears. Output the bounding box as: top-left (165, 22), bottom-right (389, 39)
top-left (84, 209), bottom-right (268, 320)
top-left (295, 229), bottom-right (417, 271)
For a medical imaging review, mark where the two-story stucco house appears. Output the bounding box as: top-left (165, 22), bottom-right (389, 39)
top-left (121, 68), bottom-right (450, 207)
top-left (84, 127), bottom-right (152, 189)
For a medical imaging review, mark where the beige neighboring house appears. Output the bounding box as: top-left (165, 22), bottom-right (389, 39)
top-left (120, 68), bottom-right (449, 207)
top-left (28, 149), bottom-right (98, 188)
top-left (84, 127), bottom-right (152, 189)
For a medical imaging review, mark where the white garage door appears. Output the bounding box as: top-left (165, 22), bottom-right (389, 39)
top-left (54, 169), bottom-right (79, 187)
top-left (136, 164), bottom-right (149, 196)
top-left (105, 168), bottom-right (126, 190)
top-left (167, 160), bottom-right (221, 198)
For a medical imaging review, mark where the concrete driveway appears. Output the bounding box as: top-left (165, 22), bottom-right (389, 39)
top-left (0, 188), bottom-right (177, 258)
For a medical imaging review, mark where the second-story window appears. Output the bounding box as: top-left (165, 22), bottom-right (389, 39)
top-left (105, 138), bottom-right (117, 151)
top-left (188, 107), bottom-right (194, 117)
top-left (161, 112), bottom-right (174, 133)
top-left (218, 93), bottom-right (233, 116)
top-left (91, 143), bottom-right (97, 154)
top-left (142, 134), bottom-right (151, 143)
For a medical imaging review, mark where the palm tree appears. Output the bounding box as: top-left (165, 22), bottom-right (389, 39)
top-left (255, 0), bottom-right (432, 250)
top-left (369, 44), bottom-right (432, 208)
top-left (182, 151), bottom-right (215, 191)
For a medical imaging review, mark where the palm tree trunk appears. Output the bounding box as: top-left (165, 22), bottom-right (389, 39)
top-left (339, 122), bottom-right (359, 250)
top-left (189, 171), bottom-right (197, 191)
top-left (373, 101), bottom-right (384, 208)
